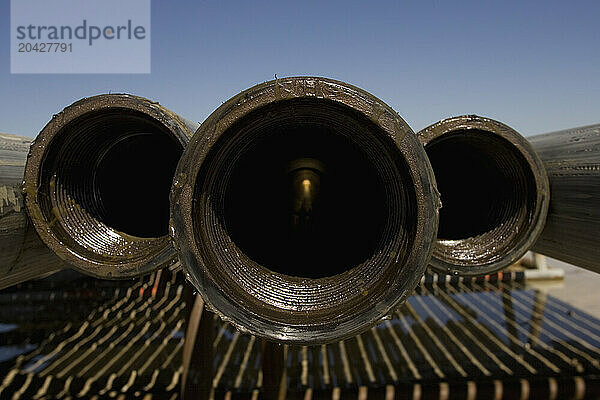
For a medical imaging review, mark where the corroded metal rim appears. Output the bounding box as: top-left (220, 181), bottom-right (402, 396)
top-left (171, 77), bottom-right (439, 344)
top-left (24, 94), bottom-right (193, 279)
top-left (418, 115), bottom-right (549, 276)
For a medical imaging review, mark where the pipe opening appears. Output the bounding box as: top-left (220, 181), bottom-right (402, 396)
top-left (37, 109), bottom-right (183, 264)
top-left (425, 129), bottom-right (538, 265)
top-left (222, 122), bottom-right (388, 279)
top-left (191, 97), bottom-right (417, 315)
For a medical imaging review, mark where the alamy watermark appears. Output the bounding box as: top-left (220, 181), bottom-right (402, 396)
top-left (11, 0), bottom-right (151, 73)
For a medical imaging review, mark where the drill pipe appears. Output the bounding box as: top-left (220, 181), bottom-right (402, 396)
top-left (170, 77), bottom-right (440, 344)
top-left (418, 115), bottom-right (549, 276)
top-left (0, 133), bottom-right (66, 289)
top-left (530, 123), bottom-right (600, 272)
top-left (24, 94), bottom-right (197, 280)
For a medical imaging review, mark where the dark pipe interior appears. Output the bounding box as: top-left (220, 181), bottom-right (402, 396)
top-left (38, 109), bottom-right (183, 256)
top-left (425, 129), bottom-right (536, 246)
top-left (223, 122), bottom-right (388, 279)
top-left (194, 99), bottom-right (405, 281)
top-left (95, 132), bottom-right (181, 237)
top-left (190, 96), bottom-right (417, 329)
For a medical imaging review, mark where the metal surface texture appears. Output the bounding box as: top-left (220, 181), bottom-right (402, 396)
top-left (0, 133), bottom-right (66, 289)
top-left (23, 94), bottom-right (198, 280)
top-left (171, 77), bottom-right (440, 344)
top-left (530, 123), bottom-right (600, 273)
top-left (418, 115), bottom-right (549, 276)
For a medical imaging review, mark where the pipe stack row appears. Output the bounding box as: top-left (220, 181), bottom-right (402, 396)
top-left (1, 77), bottom-right (598, 344)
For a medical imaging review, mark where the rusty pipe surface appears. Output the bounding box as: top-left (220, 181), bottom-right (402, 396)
top-left (529, 124), bottom-right (600, 272)
top-left (24, 94), bottom-right (197, 280)
top-left (0, 133), bottom-right (67, 289)
top-left (171, 77), bottom-right (439, 344)
top-left (418, 115), bottom-right (549, 276)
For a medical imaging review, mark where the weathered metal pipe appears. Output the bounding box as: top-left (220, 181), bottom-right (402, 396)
top-left (24, 94), bottom-right (197, 279)
top-left (529, 124), bottom-right (600, 272)
top-left (0, 133), bottom-right (67, 289)
top-left (171, 77), bottom-right (439, 344)
top-left (418, 115), bottom-right (549, 276)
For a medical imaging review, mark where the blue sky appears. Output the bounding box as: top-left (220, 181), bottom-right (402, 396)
top-left (1, 0), bottom-right (599, 137)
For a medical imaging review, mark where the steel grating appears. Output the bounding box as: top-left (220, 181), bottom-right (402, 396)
top-left (0, 270), bottom-right (599, 399)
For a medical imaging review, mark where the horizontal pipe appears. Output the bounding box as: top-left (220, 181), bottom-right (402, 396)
top-left (418, 115), bottom-right (549, 276)
top-left (171, 77), bottom-right (439, 344)
top-left (23, 94), bottom-right (197, 280)
top-left (529, 123), bottom-right (600, 273)
top-left (0, 132), bottom-right (66, 289)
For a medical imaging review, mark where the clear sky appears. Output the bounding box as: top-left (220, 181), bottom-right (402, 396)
top-left (1, 0), bottom-right (598, 138)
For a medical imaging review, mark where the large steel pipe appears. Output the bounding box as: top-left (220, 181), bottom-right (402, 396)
top-left (418, 115), bottom-right (549, 276)
top-left (24, 94), bottom-right (197, 279)
top-left (0, 133), bottom-right (66, 289)
top-left (171, 77), bottom-right (439, 344)
top-left (530, 124), bottom-right (600, 272)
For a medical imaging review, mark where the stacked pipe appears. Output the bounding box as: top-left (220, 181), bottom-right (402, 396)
top-left (417, 115), bottom-right (549, 276)
top-left (418, 117), bottom-right (600, 276)
top-left (170, 77), bottom-right (439, 343)
top-left (1, 77), bottom-right (599, 344)
top-left (0, 133), bottom-right (66, 289)
top-left (17, 94), bottom-right (197, 282)
top-left (529, 124), bottom-right (600, 272)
